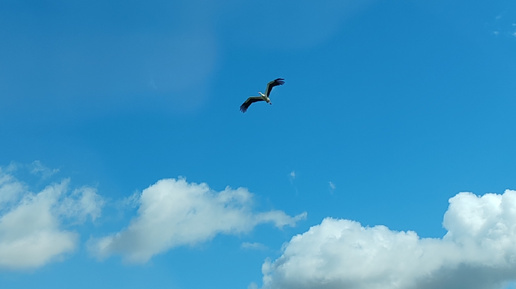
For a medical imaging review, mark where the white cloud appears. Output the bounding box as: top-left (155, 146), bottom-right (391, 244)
top-left (90, 178), bottom-right (306, 263)
top-left (261, 190), bottom-right (516, 289)
top-left (57, 186), bottom-right (104, 223)
top-left (0, 172), bottom-right (25, 206)
top-left (0, 167), bottom-right (103, 270)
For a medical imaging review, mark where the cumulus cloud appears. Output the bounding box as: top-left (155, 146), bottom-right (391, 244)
top-left (0, 167), bottom-right (103, 270)
top-left (90, 178), bottom-right (306, 263)
top-left (261, 190), bottom-right (516, 289)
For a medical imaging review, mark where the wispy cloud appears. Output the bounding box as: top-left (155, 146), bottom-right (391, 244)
top-left (0, 165), bottom-right (103, 270)
top-left (328, 181), bottom-right (336, 193)
top-left (242, 242), bottom-right (268, 251)
top-left (29, 160), bottom-right (60, 179)
top-left (488, 13), bottom-right (516, 39)
top-left (6, 161), bottom-right (60, 180)
top-left (90, 178), bottom-right (306, 263)
top-left (261, 190), bottom-right (516, 289)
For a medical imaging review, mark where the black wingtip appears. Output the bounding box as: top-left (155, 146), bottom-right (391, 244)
top-left (275, 78), bottom-right (285, 85)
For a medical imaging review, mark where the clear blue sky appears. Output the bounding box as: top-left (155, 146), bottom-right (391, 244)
top-left (2, 1), bottom-right (516, 288)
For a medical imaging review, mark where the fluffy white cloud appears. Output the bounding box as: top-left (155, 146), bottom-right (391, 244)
top-left (90, 178), bottom-right (306, 263)
top-left (0, 167), bottom-right (103, 270)
top-left (261, 190), bottom-right (516, 289)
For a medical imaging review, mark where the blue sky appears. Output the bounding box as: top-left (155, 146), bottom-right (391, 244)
top-left (2, 1), bottom-right (516, 288)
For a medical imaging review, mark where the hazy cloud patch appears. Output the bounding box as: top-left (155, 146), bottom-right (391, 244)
top-left (328, 181), bottom-right (336, 193)
top-left (242, 242), bottom-right (268, 251)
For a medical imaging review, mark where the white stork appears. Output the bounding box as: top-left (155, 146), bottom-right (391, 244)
top-left (240, 78), bottom-right (285, 113)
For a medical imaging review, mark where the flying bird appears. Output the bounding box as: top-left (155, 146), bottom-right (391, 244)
top-left (240, 78), bottom-right (285, 113)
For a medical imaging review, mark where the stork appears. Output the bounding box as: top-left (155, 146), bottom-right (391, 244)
top-left (240, 78), bottom-right (285, 113)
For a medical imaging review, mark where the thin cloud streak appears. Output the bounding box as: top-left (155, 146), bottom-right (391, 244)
top-left (242, 242), bottom-right (268, 251)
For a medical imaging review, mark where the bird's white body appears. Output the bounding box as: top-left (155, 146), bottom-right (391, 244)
top-left (258, 92), bottom-right (271, 104)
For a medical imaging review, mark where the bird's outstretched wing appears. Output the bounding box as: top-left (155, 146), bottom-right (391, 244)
top-left (240, 96), bottom-right (264, 113)
top-left (265, 78), bottom-right (285, 97)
